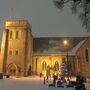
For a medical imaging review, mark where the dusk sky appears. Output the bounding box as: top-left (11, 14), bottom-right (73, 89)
top-left (0, 0), bottom-right (90, 45)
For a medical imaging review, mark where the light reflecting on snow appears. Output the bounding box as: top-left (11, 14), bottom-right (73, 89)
top-left (0, 76), bottom-right (89, 90)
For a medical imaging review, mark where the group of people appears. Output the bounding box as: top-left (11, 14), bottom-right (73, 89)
top-left (51, 74), bottom-right (87, 90)
top-left (40, 72), bottom-right (87, 90)
top-left (48, 74), bottom-right (66, 87)
top-left (53, 74), bottom-right (66, 85)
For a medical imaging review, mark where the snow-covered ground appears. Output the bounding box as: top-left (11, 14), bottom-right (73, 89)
top-left (0, 76), bottom-right (90, 90)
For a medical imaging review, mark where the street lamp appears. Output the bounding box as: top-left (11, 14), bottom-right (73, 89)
top-left (63, 40), bottom-right (67, 45)
top-left (63, 40), bottom-right (69, 81)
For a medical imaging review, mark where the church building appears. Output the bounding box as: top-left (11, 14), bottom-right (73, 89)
top-left (0, 20), bottom-right (90, 78)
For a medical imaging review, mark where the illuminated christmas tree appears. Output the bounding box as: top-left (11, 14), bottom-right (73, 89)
top-left (60, 59), bottom-right (68, 77)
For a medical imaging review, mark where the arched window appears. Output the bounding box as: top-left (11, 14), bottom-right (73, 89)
top-left (54, 61), bottom-right (59, 71)
top-left (42, 61), bottom-right (47, 71)
top-left (10, 31), bottom-right (13, 39)
top-left (15, 50), bottom-right (18, 55)
top-left (9, 50), bottom-right (12, 55)
top-left (16, 31), bottom-right (19, 39)
top-left (85, 48), bottom-right (89, 62)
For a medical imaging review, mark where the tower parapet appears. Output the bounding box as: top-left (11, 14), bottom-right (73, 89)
top-left (5, 20), bottom-right (32, 30)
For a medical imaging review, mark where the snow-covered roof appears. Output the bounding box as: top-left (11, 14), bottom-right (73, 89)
top-left (33, 39), bottom-right (87, 56)
top-left (33, 37), bottom-right (86, 56)
top-left (71, 39), bottom-right (86, 54)
top-left (33, 50), bottom-right (75, 56)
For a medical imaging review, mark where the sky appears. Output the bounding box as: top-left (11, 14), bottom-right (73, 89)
top-left (0, 0), bottom-right (90, 45)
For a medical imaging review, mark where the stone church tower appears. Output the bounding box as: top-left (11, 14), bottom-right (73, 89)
top-left (0, 20), bottom-right (33, 77)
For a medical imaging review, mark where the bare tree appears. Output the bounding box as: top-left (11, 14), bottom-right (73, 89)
top-left (53, 0), bottom-right (90, 31)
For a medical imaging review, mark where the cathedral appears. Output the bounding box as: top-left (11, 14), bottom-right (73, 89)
top-left (0, 20), bottom-right (90, 78)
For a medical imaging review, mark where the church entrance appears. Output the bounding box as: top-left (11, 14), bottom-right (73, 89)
top-left (7, 63), bottom-right (18, 76)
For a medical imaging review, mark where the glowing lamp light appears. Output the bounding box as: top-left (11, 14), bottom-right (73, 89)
top-left (63, 40), bottom-right (68, 45)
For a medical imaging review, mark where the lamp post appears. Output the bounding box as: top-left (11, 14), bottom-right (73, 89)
top-left (63, 40), bottom-right (69, 81)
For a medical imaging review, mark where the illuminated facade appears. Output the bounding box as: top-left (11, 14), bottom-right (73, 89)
top-left (0, 20), bottom-right (33, 76)
top-left (33, 54), bottom-right (75, 77)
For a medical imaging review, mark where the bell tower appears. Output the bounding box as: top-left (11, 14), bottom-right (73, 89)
top-left (0, 20), bottom-right (33, 76)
